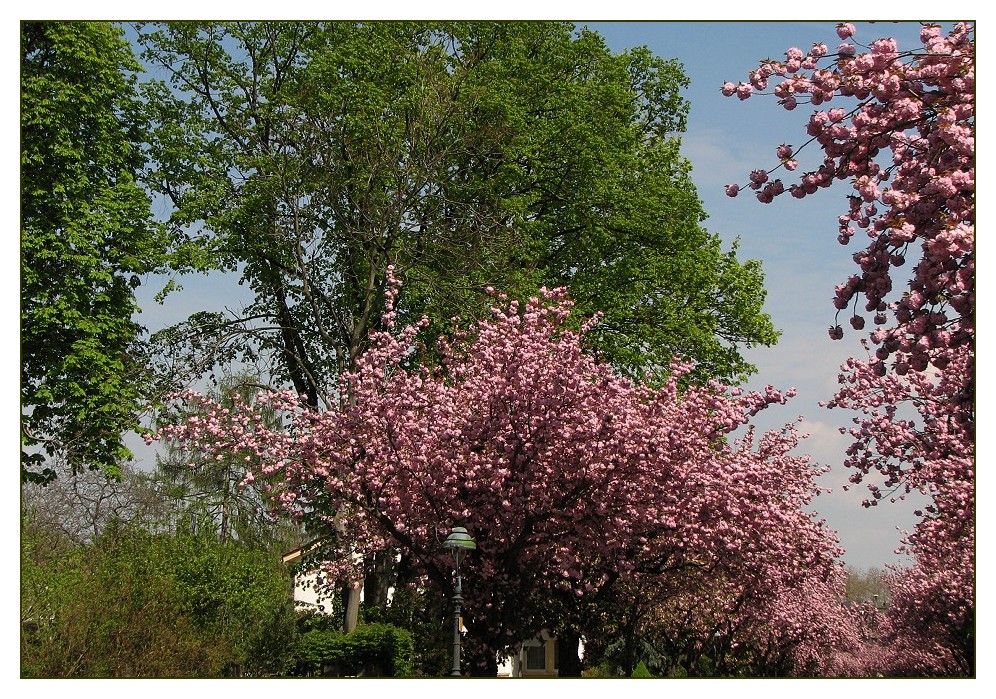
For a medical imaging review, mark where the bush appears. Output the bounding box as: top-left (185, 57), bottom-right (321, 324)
top-left (376, 585), bottom-right (450, 676)
top-left (292, 623), bottom-right (414, 677)
top-left (20, 516), bottom-right (297, 677)
top-left (632, 660), bottom-right (654, 678)
top-left (581, 662), bottom-right (617, 678)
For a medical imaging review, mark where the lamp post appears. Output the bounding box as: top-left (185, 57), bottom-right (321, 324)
top-left (711, 631), bottom-right (722, 677)
top-left (442, 526), bottom-right (476, 677)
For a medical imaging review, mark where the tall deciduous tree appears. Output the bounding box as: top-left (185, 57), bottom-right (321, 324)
top-left (724, 21), bottom-right (974, 676)
top-left (20, 461), bottom-right (167, 546)
top-left (152, 280), bottom-right (841, 676)
top-left (135, 20), bottom-right (777, 408)
top-left (21, 21), bottom-right (165, 483)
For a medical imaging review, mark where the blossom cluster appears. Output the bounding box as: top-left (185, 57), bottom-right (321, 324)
top-left (724, 23), bottom-right (974, 369)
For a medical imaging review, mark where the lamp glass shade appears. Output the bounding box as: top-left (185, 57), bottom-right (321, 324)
top-left (443, 526), bottom-right (477, 550)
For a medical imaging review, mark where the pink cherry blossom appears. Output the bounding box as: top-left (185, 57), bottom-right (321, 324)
top-left (837, 23), bottom-right (856, 40)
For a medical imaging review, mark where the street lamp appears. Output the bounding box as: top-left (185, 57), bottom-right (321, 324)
top-left (442, 526), bottom-right (476, 677)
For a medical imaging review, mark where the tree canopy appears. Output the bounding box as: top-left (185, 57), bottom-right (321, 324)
top-left (136, 20), bottom-right (777, 408)
top-left (21, 21), bottom-right (164, 483)
top-left (152, 280), bottom-right (842, 676)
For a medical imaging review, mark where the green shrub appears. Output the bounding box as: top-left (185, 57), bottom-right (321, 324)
top-left (668, 663), bottom-right (689, 678)
top-left (632, 660), bottom-right (654, 678)
top-left (292, 623), bottom-right (414, 677)
top-left (377, 585), bottom-right (450, 676)
top-left (20, 517), bottom-right (297, 678)
top-left (581, 662), bottom-right (617, 678)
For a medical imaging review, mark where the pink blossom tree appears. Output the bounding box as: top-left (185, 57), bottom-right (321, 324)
top-left (725, 21), bottom-right (974, 676)
top-left (152, 276), bottom-right (846, 676)
top-left (600, 552), bottom-right (890, 677)
top-left (542, 415), bottom-right (848, 676)
top-left (724, 576), bottom-right (885, 677)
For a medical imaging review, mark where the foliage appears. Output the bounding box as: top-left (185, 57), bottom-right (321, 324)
top-left (152, 279), bottom-right (841, 676)
top-left (20, 517), bottom-right (297, 677)
top-left (155, 517), bottom-right (299, 675)
top-left (21, 517), bottom-right (233, 677)
top-left (290, 623), bottom-right (415, 677)
top-left (20, 21), bottom-right (165, 483)
top-left (578, 558), bottom-right (886, 678)
top-left (586, 628), bottom-right (665, 678)
top-left (725, 21), bottom-right (974, 677)
top-left (581, 663), bottom-right (616, 678)
top-left (880, 537), bottom-right (974, 676)
top-left (135, 20), bottom-right (776, 406)
top-left (371, 583), bottom-right (451, 677)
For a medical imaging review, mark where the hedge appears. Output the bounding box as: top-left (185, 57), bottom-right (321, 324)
top-left (292, 623), bottom-right (414, 677)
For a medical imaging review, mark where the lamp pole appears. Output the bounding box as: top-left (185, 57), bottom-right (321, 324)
top-left (442, 526), bottom-right (476, 677)
top-left (451, 566), bottom-right (464, 676)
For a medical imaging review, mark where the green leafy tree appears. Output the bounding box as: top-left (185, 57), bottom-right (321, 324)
top-left (135, 21), bottom-right (777, 407)
top-left (155, 516), bottom-right (299, 675)
top-left (21, 21), bottom-right (166, 483)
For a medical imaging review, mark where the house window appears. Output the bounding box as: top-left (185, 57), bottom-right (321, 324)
top-left (525, 643), bottom-right (547, 671)
top-left (520, 637), bottom-right (558, 676)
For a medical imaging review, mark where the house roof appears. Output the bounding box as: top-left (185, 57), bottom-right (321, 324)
top-left (281, 539), bottom-right (323, 564)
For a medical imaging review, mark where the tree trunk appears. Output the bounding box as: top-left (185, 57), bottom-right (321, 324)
top-left (344, 581), bottom-right (361, 632)
top-left (557, 631), bottom-right (583, 677)
top-left (338, 580), bottom-right (361, 632)
top-left (363, 551), bottom-right (395, 613)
